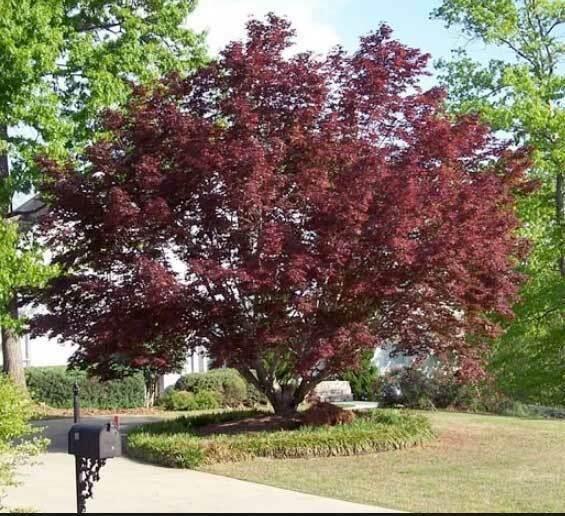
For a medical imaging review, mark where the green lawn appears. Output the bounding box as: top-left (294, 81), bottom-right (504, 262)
top-left (204, 411), bottom-right (565, 513)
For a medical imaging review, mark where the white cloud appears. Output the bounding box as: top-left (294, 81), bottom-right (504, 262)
top-left (188, 0), bottom-right (344, 55)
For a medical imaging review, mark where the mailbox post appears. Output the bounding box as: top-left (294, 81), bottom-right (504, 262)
top-left (69, 382), bottom-right (121, 513)
top-left (73, 382), bottom-right (80, 514)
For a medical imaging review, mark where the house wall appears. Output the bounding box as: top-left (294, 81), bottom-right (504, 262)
top-left (161, 348), bottom-right (211, 389)
top-left (0, 330), bottom-right (76, 369)
top-left (0, 327), bottom-right (210, 390)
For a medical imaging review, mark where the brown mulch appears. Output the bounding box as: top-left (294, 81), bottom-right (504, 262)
top-left (195, 415), bottom-right (303, 436)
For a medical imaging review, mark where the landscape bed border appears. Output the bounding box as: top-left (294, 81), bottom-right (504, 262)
top-left (126, 408), bottom-right (435, 468)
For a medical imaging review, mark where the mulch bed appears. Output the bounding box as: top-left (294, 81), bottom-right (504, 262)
top-left (195, 415), bottom-right (303, 436)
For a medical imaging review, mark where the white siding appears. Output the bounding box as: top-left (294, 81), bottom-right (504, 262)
top-left (0, 330), bottom-right (75, 369)
top-left (23, 333), bottom-right (76, 367)
top-left (161, 348), bottom-right (211, 389)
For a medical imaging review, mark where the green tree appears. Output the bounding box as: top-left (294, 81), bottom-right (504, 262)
top-left (0, 221), bottom-right (59, 386)
top-left (342, 351), bottom-right (381, 402)
top-left (432, 0), bottom-right (565, 405)
top-left (0, 0), bottom-right (207, 386)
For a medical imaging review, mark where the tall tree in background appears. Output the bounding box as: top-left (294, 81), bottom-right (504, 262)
top-left (432, 0), bottom-right (564, 404)
top-left (0, 221), bottom-right (58, 386)
top-left (36, 15), bottom-right (532, 416)
top-left (0, 0), bottom-right (206, 386)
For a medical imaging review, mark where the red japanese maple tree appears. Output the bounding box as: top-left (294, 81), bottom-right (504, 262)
top-left (35, 15), bottom-right (532, 416)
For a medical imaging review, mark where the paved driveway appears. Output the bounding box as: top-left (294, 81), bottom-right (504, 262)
top-left (5, 417), bottom-right (396, 513)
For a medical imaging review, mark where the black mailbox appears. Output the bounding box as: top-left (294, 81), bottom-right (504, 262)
top-left (68, 423), bottom-right (122, 460)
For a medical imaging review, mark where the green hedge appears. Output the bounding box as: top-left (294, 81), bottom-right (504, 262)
top-left (25, 367), bottom-right (145, 409)
top-left (160, 390), bottom-right (222, 411)
top-left (127, 409), bottom-right (434, 468)
top-left (175, 369), bottom-right (249, 407)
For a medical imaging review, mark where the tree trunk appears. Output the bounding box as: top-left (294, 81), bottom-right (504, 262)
top-left (1, 298), bottom-right (26, 387)
top-left (238, 367), bottom-right (318, 417)
top-left (0, 125), bottom-right (26, 388)
top-left (144, 372), bottom-right (159, 408)
top-left (269, 388), bottom-right (301, 418)
top-left (557, 173), bottom-right (564, 278)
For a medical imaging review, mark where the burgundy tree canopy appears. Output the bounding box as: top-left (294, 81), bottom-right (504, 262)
top-left (35, 14), bottom-right (532, 415)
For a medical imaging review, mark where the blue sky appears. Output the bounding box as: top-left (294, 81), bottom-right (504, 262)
top-left (324, 0), bottom-right (463, 56)
top-left (189, 0), bottom-right (504, 87)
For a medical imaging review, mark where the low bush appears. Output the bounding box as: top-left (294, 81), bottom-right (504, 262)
top-left (378, 367), bottom-right (565, 419)
top-left (161, 391), bottom-right (191, 411)
top-left (245, 382), bottom-right (269, 407)
top-left (175, 369), bottom-right (248, 407)
top-left (161, 390), bottom-right (221, 411)
top-left (342, 351), bottom-right (382, 401)
top-left (25, 367), bottom-right (145, 409)
top-left (0, 375), bottom-right (48, 511)
top-left (127, 408), bottom-right (434, 469)
top-left (487, 400), bottom-right (565, 420)
top-left (524, 404), bottom-right (565, 419)
top-left (193, 390), bottom-right (222, 410)
top-left (380, 367), bottom-right (462, 410)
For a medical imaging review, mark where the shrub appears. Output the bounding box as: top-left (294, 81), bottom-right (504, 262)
top-left (0, 375), bottom-right (48, 511)
top-left (502, 402), bottom-right (565, 419)
top-left (127, 408), bottom-right (434, 469)
top-left (342, 351), bottom-right (382, 401)
top-left (175, 369), bottom-right (248, 407)
top-left (162, 391), bottom-right (194, 411)
top-left (245, 382), bottom-right (269, 407)
top-left (161, 390), bottom-right (222, 411)
top-left (25, 367), bottom-right (145, 409)
top-left (378, 365), bottom-right (565, 418)
top-left (450, 385), bottom-right (565, 418)
top-left (301, 402), bottom-right (356, 427)
top-left (380, 367), bottom-right (461, 409)
top-left (194, 391), bottom-right (222, 410)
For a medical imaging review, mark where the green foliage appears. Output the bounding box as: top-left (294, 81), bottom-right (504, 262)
top-left (192, 390), bottom-right (222, 411)
top-left (25, 366), bottom-right (145, 409)
top-left (380, 367), bottom-right (464, 410)
top-left (378, 365), bottom-right (565, 417)
top-left (501, 402), bottom-right (565, 419)
top-left (0, 0), bottom-right (207, 389)
top-left (0, 1), bottom-right (207, 205)
top-left (161, 390), bottom-right (190, 411)
top-left (0, 220), bottom-right (58, 331)
top-left (175, 369), bottom-right (249, 408)
top-left (160, 390), bottom-right (221, 411)
top-left (342, 352), bottom-right (382, 401)
top-left (490, 278), bottom-right (565, 406)
top-left (127, 409), bottom-right (434, 469)
top-left (245, 382), bottom-right (269, 407)
top-left (432, 0), bottom-right (565, 404)
top-left (0, 375), bottom-right (47, 511)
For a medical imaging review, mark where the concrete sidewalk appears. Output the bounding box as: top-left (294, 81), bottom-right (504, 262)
top-left (4, 418), bottom-right (396, 513)
top-left (5, 453), bottom-right (393, 513)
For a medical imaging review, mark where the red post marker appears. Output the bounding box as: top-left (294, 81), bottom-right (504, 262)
top-left (113, 415), bottom-right (120, 430)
